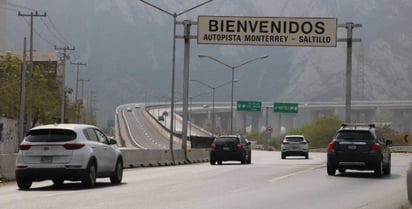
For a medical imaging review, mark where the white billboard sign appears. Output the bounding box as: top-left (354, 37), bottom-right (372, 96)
top-left (197, 16), bottom-right (337, 47)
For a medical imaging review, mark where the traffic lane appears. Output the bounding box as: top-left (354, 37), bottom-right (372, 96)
top-left (125, 109), bottom-right (169, 149)
top-left (0, 151), bottom-right (409, 209)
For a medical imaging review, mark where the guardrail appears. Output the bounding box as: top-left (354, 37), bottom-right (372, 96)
top-left (390, 146), bottom-right (412, 153)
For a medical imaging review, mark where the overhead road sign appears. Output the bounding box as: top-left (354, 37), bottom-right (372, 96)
top-left (274, 102), bottom-right (299, 113)
top-left (198, 16), bottom-right (337, 47)
top-left (237, 101), bottom-right (262, 112)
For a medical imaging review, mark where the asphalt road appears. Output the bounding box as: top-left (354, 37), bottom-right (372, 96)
top-left (1, 151), bottom-right (410, 209)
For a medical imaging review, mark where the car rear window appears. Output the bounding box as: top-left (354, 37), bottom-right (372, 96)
top-left (285, 137), bottom-right (304, 142)
top-left (335, 131), bottom-right (373, 141)
top-left (25, 129), bottom-right (77, 142)
top-left (215, 137), bottom-right (239, 144)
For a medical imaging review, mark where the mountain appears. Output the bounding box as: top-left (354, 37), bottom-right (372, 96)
top-left (2, 0), bottom-right (412, 126)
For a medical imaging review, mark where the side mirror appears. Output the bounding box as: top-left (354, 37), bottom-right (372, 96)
top-left (109, 138), bottom-right (118, 145)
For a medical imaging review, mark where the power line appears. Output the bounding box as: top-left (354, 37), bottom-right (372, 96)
top-left (4, 2), bottom-right (41, 12)
top-left (45, 16), bottom-right (72, 46)
top-left (22, 17), bottom-right (56, 47)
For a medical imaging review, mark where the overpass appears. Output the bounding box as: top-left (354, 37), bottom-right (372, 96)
top-left (179, 100), bottom-right (412, 136)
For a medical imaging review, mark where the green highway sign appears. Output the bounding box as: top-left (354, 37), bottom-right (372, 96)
top-left (273, 102), bottom-right (299, 113)
top-left (237, 101), bottom-right (262, 112)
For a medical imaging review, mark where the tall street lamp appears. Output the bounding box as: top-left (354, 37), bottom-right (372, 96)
top-left (198, 55), bottom-right (269, 134)
top-left (139, 0), bottom-right (214, 163)
top-left (190, 79), bottom-right (237, 135)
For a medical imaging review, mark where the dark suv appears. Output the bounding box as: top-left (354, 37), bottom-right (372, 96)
top-left (210, 135), bottom-right (252, 165)
top-left (327, 123), bottom-right (392, 177)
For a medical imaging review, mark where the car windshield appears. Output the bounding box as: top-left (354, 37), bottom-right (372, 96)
top-left (285, 137), bottom-right (304, 142)
top-left (336, 131), bottom-right (373, 141)
top-left (25, 129), bottom-right (77, 142)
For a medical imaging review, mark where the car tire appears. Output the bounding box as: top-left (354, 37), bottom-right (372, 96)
top-left (305, 153), bottom-right (309, 159)
top-left (82, 161), bottom-right (97, 188)
top-left (247, 151), bottom-right (252, 164)
top-left (240, 153), bottom-right (246, 164)
top-left (210, 160), bottom-right (216, 165)
top-left (217, 160), bottom-right (222, 165)
top-left (374, 159), bottom-right (384, 177)
top-left (383, 156), bottom-right (391, 176)
top-left (52, 179), bottom-right (64, 187)
top-left (110, 159), bottom-right (123, 184)
top-left (16, 178), bottom-right (32, 190)
top-left (327, 164), bottom-right (336, 176)
top-left (338, 168), bottom-right (346, 174)
top-left (281, 153), bottom-right (286, 159)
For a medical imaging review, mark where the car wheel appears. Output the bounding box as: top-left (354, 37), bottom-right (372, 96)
top-left (281, 153), bottom-right (286, 159)
top-left (383, 156), bottom-right (391, 175)
top-left (241, 153), bottom-right (246, 164)
top-left (217, 160), bottom-right (222, 165)
top-left (82, 161), bottom-right (97, 188)
top-left (374, 159), bottom-right (384, 177)
top-left (305, 153), bottom-right (309, 159)
top-left (327, 164), bottom-right (336, 176)
top-left (16, 178), bottom-right (32, 190)
top-left (52, 179), bottom-right (64, 187)
top-left (338, 168), bottom-right (346, 174)
top-left (247, 151), bottom-right (252, 164)
top-left (110, 159), bottom-right (123, 184)
top-left (210, 160), bottom-right (216, 165)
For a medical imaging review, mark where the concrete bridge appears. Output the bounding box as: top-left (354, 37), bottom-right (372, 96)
top-left (184, 100), bottom-right (412, 136)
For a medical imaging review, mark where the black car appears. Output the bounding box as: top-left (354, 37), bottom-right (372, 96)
top-left (210, 135), bottom-right (252, 165)
top-left (327, 123), bottom-right (392, 177)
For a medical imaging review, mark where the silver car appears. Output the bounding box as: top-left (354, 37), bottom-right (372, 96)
top-left (15, 124), bottom-right (123, 190)
top-left (281, 135), bottom-right (309, 159)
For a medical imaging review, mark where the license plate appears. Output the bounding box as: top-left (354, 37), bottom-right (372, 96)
top-left (348, 145), bottom-right (357, 150)
top-left (223, 147), bottom-right (230, 151)
top-left (40, 156), bottom-right (52, 164)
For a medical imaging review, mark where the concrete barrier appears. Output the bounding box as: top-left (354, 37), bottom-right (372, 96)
top-left (0, 149), bottom-right (210, 181)
top-left (0, 153), bottom-right (17, 181)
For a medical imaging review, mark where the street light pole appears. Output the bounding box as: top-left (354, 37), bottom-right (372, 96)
top-left (190, 79), bottom-right (235, 135)
top-left (198, 55), bottom-right (268, 134)
top-left (140, 0), bottom-right (214, 163)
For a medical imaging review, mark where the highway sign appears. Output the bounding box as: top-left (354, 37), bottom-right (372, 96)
top-left (237, 101), bottom-right (262, 112)
top-left (198, 16), bottom-right (337, 47)
top-left (274, 102), bottom-right (299, 113)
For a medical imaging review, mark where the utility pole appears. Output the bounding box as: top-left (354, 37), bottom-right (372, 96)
top-left (18, 11), bottom-right (47, 128)
top-left (70, 61), bottom-right (87, 123)
top-left (338, 22), bottom-right (362, 123)
top-left (18, 37), bottom-right (27, 144)
top-left (55, 46), bottom-right (75, 123)
top-left (80, 78), bottom-right (90, 123)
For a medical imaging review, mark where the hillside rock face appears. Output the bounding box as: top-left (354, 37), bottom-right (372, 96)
top-left (4, 0), bottom-right (412, 125)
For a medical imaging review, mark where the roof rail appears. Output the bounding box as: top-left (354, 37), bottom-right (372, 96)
top-left (341, 123), bottom-right (375, 129)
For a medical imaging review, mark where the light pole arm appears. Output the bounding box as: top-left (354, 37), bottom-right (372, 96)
top-left (140, 0), bottom-right (174, 16)
top-left (190, 79), bottom-right (213, 89)
top-left (198, 55), bottom-right (234, 69)
top-left (233, 55), bottom-right (269, 69)
top-left (176, 0), bottom-right (214, 16)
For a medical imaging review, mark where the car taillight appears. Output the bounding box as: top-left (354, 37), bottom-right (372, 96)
top-left (328, 142), bottom-right (335, 152)
top-left (210, 143), bottom-right (216, 150)
top-left (237, 144), bottom-right (243, 150)
top-left (63, 143), bottom-right (85, 150)
top-left (19, 144), bottom-right (31, 150)
top-left (370, 143), bottom-right (380, 153)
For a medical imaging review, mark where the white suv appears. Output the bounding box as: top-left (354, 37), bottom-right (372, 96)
top-left (281, 135), bottom-right (309, 159)
top-left (15, 124), bottom-right (123, 190)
